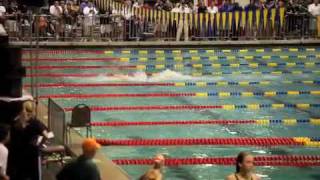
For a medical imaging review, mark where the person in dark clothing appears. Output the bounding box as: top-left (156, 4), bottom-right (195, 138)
top-left (197, 0), bottom-right (207, 13)
top-left (7, 100), bottom-right (49, 180)
top-left (56, 138), bottom-right (101, 180)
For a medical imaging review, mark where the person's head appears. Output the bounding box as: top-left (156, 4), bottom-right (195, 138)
top-left (20, 100), bottom-right (35, 122)
top-left (0, 124), bottom-right (9, 144)
top-left (67, 2), bottom-right (72, 9)
top-left (236, 152), bottom-right (255, 173)
top-left (250, 0), bottom-right (255, 4)
top-left (278, 0), bottom-right (285, 7)
top-left (60, 0), bottom-right (65, 6)
top-left (82, 138), bottom-right (101, 159)
top-left (153, 154), bottom-right (165, 169)
top-left (54, 1), bottom-right (59, 6)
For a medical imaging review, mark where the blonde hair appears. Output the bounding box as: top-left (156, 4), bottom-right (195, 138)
top-left (23, 100), bottom-right (35, 113)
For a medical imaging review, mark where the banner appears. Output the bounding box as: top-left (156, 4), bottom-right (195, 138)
top-left (189, 13), bottom-right (194, 29)
top-left (210, 13), bottom-right (215, 29)
top-left (263, 9), bottom-right (268, 29)
top-left (271, 8), bottom-right (276, 29)
top-left (248, 10), bottom-right (253, 29)
top-left (216, 12), bottom-right (220, 29)
top-left (256, 9), bottom-right (260, 29)
top-left (222, 12), bottom-right (226, 29)
top-left (228, 12), bottom-right (233, 30)
top-left (235, 11), bottom-right (239, 30)
top-left (205, 13), bottom-right (209, 29)
top-left (241, 11), bottom-right (246, 28)
top-left (280, 7), bottom-right (285, 28)
top-left (200, 13), bottom-right (203, 28)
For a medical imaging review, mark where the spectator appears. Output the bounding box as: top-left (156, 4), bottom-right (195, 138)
top-left (176, 2), bottom-right (191, 41)
top-left (60, 0), bottom-right (67, 14)
top-left (265, 0), bottom-right (276, 9)
top-left (154, 0), bottom-right (164, 10)
top-left (7, 100), bottom-right (50, 180)
top-left (80, 0), bottom-right (89, 13)
top-left (0, 124), bottom-right (9, 180)
top-left (308, 0), bottom-right (320, 37)
top-left (208, 0), bottom-right (219, 14)
top-left (219, 0), bottom-right (232, 12)
top-left (56, 138), bottom-right (101, 180)
top-left (163, 0), bottom-right (173, 11)
top-left (0, 1), bottom-right (7, 36)
top-left (64, 2), bottom-right (78, 37)
top-left (83, 1), bottom-right (98, 41)
top-left (139, 154), bottom-right (165, 180)
top-left (50, 1), bottom-right (63, 39)
top-left (71, 0), bottom-right (80, 12)
top-left (225, 152), bottom-right (261, 180)
top-left (198, 0), bottom-right (207, 13)
top-left (133, 0), bottom-right (144, 8)
top-left (244, 0), bottom-right (257, 11)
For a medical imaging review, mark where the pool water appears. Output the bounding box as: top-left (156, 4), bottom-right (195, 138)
top-left (23, 47), bottom-right (320, 180)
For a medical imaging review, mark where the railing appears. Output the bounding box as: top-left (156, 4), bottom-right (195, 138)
top-left (48, 98), bottom-right (66, 145)
top-left (2, 8), bottom-right (318, 42)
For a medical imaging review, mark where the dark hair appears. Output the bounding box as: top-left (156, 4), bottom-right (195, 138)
top-left (236, 152), bottom-right (251, 173)
top-left (0, 124), bottom-right (9, 143)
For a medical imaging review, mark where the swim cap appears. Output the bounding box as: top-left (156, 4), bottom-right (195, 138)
top-left (82, 138), bottom-right (101, 152)
top-left (154, 154), bottom-right (165, 164)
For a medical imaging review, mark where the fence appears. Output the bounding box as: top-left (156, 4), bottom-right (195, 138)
top-left (48, 98), bottom-right (66, 145)
top-left (3, 7), bottom-right (318, 41)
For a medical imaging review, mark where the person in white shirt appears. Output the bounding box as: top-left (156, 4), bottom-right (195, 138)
top-left (83, 1), bottom-right (98, 40)
top-left (208, 0), bottom-right (218, 14)
top-left (50, 1), bottom-right (63, 39)
top-left (0, 2), bottom-right (7, 36)
top-left (0, 124), bottom-right (9, 180)
top-left (309, 0), bottom-right (320, 37)
top-left (176, 3), bottom-right (191, 41)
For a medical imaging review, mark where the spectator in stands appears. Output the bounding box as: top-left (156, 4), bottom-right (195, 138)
top-left (133, 0), bottom-right (144, 8)
top-left (208, 0), bottom-right (219, 14)
top-left (197, 0), bottom-right (207, 13)
top-left (64, 2), bottom-right (78, 37)
top-left (56, 138), bottom-right (101, 180)
top-left (0, 124), bottom-right (10, 180)
top-left (50, 1), bottom-right (63, 39)
top-left (245, 0), bottom-right (257, 11)
top-left (219, 0), bottom-right (232, 12)
top-left (139, 154), bottom-right (165, 180)
top-left (225, 152), bottom-right (261, 180)
top-left (7, 100), bottom-right (50, 180)
top-left (154, 0), bottom-right (164, 10)
top-left (163, 0), bottom-right (173, 11)
top-left (80, 0), bottom-right (89, 13)
top-left (308, 0), bottom-right (320, 37)
top-left (71, 0), bottom-right (80, 12)
top-left (83, 1), bottom-right (98, 41)
top-left (0, 1), bottom-right (7, 36)
top-left (176, 1), bottom-right (192, 41)
top-left (5, 0), bottom-right (18, 38)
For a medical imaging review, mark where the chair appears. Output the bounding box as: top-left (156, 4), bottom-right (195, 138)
top-left (67, 104), bottom-right (92, 144)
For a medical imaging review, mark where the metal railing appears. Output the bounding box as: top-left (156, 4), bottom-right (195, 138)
top-left (2, 9), bottom-right (318, 42)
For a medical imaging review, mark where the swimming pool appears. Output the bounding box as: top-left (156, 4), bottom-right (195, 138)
top-left (23, 47), bottom-right (320, 180)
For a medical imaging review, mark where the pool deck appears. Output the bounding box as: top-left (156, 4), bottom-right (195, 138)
top-left (10, 39), bottom-right (320, 48)
top-left (36, 101), bottom-right (131, 180)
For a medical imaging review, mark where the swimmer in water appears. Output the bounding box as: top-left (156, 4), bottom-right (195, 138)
top-left (139, 154), bottom-right (164, 180)
top-left (225, 152), bottom-right (261, 180)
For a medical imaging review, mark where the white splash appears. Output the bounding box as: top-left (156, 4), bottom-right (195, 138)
top-left (81, 69), bottom-right (208, 82)
top-left (252, 150), bottom-right (267, 154)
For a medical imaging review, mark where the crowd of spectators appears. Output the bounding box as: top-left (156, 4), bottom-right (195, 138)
top-left (0, 0), bottom-right (319, 41)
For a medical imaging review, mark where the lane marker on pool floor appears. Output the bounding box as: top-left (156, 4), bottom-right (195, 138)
top-left (63, 103), bottom-right (320, 112)
top-left (89, 118), bottom-right (320, 126)
top-left (23, 80), bottom-right (320, 88)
